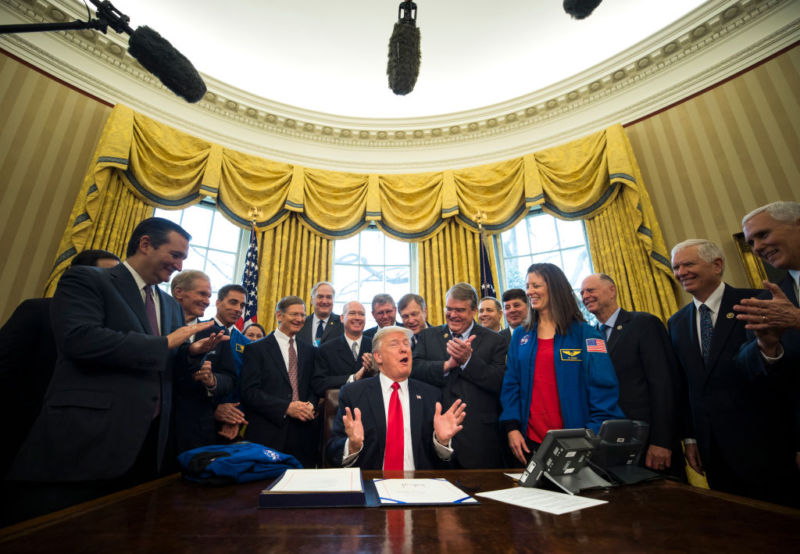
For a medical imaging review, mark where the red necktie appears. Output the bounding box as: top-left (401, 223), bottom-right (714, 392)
top-left (384, 382), bottom-right (404, 471)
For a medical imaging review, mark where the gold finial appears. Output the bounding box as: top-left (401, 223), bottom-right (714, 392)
top-left (248, 206), bottom-right (262, 225)
top-left (474, 210), bottom-right (487, 231)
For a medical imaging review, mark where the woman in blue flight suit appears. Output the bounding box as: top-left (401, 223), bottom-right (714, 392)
top-left (500, 263), bottom-right (623, 465)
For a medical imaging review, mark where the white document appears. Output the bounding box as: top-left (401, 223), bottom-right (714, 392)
top-left (504, 473), bottom-right (523, 481)
top-left (374, 478), bottom-right (478, 505)
top-left (476, 486), bottom-right (607, 515)
top-left (267, 468), bottom-right (363, 493)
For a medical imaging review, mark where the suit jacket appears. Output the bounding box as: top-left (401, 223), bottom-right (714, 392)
top-left (241, 333), bottom-right (319, 465)
top-left (606, 309), bottom-right (678, 450)
top-left (311, 334), bottom-right (373, 396)
top-left (0, 298), bottom-right (58, 476)
top-left (668, 284), bottom-right (794, 484)
top-left (411, 323), bottom-right (508, 468)
top-left (499, 327), bottom-right (512, 347)
top-left (363, 322), bottom-right (402, 339)
top-left (172, 322), bottom-right (235, 454)
top-left (326, 376), bottom-right (443, 469)
top-left (9, 264), bottom-right (185, 481)
top-left (298, 313), bottom-right (343, 346)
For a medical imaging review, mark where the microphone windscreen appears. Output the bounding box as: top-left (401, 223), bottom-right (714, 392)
top-left (387, 21), bottom-right (420, 96)
top-left (128, 26), bottom-right (207, 103)
top-left (563, 0), bottom-right (603, 20)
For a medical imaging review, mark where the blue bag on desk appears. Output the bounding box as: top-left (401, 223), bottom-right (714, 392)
top-left (178, 441), bottom-right (302, 484)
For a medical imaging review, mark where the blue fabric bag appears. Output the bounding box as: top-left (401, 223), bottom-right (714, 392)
top-left (178, 441), bottom-right (302, 484)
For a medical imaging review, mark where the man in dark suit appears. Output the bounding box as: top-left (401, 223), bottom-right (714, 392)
top-left (311, 301), bottom-right (374, 396)
top-left (737, 201), bottom-right (800, 480)
top-left (398, 293), bottom-right (430, 347)
top-left (0, 250), bottom-right (120, 477)
top-left (173, 283), bottom-right (243, 454)
top-left (241, 296), bottom-right (319, 467)
top-left (298, 281), bottom-right (343, 346)
top-left (478, 297), bottom-right (503, 332)
top-left (668, 238), bottom-right (795, 504)
top-left (327, 326), bottom-right (466, 470)
top-left (581, 273), bottom-right (681, 475)
top-left (363, 293), bottom-right (401, 339)
top-left (4, 218), bottom-right (224, 523)
top-left (411, 283), bottom-right (508, 469)
top-left (499, 288), bottom-right (528, 345)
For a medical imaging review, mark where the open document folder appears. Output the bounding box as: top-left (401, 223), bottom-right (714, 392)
top-left (374, 478), bottom-right (478, 505)
top-left (260, 468), bottom-right (366, 508)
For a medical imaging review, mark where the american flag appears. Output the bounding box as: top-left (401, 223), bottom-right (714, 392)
top-left (236, 225), bottom-right (259, 330)
top-left (479, 231), bottom-right (496, 298)
top-left (586, 338), bottom-right (607, 353)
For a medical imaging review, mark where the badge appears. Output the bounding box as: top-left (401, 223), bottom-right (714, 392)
top-left (616, 324), bottom-right (623, 331)
top-left (726, 312), bottom-right (734, 319)
top-left (443, 333), bottom-right (450, 339)
top-left (520, 334), bottom-right (530, 346)
top-left (560, 349), bottom-right (582, 362)
top-left (236, 344), bottom-right (245, 353)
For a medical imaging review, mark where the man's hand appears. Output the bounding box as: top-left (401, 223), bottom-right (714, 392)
top-left (218, 423), bottom-right (240, 440)
top-left (214, 403), bottom-right (247, 425)
top-left (734, 281), bottom-right (800, 331)
top-left (684, 442), bottom-right (703, 474)
top-left (286, 401), bottom-right (315, 421)
top-left (446, 336), bottom-right (475, 365)
top-left (508, 429), bottom-right (530, 465)
top-left (433, 399), bottom-right (466, 445)
top-left (193, 360), bottom-right (217, 388)
top-left (166, 320), bottom-right (215, 349)
top-left (343, 407), bottom-right (364, 454)
top-left (361, 353), bottom-right (376, 377)
top-left (187, 330), bottom-right (230, 356)
top-left (644, 444), bottom-right (672, 471)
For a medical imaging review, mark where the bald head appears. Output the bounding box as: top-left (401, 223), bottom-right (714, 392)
top-left (341, 300), bottom-right (366, 339)
top-left (580, 273), bottom-right (618, 323)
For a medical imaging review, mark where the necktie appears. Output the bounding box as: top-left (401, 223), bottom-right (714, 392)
top-left (288, 337), bottom-right (299, 401)
top-left (315, 320), bottom-right (325, 343)
top-left (351, 341), bottom-right (359, 361)
top-left (144, 285), bottom-right (159, 335)
top-left (699, 304), bottom-right (713, 366)
top-left (384, 382), bottom-right (404, 471)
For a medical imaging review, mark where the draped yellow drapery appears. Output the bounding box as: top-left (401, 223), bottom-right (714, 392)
top-left (46, 105), bottom-right (677, 323)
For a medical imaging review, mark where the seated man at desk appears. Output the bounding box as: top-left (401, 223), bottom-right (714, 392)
top-left (326, 326), bottom-right (466, 470)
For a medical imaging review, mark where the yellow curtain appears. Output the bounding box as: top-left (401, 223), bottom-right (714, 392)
top-left (418, 220), bottom-right (499, 326)
top-left (255, 214), bottom-right (333, 330)
top-left (45, 105), bottom-right (676, 323)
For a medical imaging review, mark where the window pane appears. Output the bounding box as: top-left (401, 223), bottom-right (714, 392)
top-left (179, 205), bottom-right (213, 248)
top-left (561, 247), bottom-right (592, 289)
top-left (528, 215), bottom-right (558, 253)
top-left (502, 224), bottom-right (527, 258)
top-left (207, 213), bottom-right (242, 251)
top-left (335, 236), bottom-right (360, 264)
top-left (504, 257), bottom-right (530, 289)
top-left (205, 251), bottom-right (236, 290)
top-left (556, 218), bottom-right (586, 249)
top-left (154, 208), bottom-right (182, 225)
top-left (334, 265), bottom-right (359, 299)
top-left (530, 251), bottom-right (561, 266)
top-left (360, 230), bottom-right (384, 265)
top-left (386, 237), bottom-right (410, 265)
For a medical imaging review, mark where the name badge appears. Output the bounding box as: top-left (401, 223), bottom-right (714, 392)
top-left (560, 349), bottom-right (582, 362)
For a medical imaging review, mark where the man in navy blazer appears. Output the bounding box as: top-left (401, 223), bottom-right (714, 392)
top-left (298, 281), bottom-right (343, 346)
top-left (668, 238), bottom-right (795, 504)
top-left (736, 201), bottom-right (800, 484)
top-left (242, 296), bottom-right (319, 468)
top-left (4, 218), bottom-right (224, 522)
top-left (311, 301), bottom-right (373, 396)
top-left (327, 326), bottom-right (466, 470)
top-left (581, 273), bottom-right (681, 476)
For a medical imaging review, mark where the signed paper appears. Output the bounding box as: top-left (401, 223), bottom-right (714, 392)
top-left (374, 478), bottom-right (477, 505)
top-left (476, 487), bottom-right (606, 515)
top-left (267, 468), bottom-right (362, 493)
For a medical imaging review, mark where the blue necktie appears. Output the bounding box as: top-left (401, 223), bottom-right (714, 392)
top-left (315, 320), bottom-right (325, 343)
top-left (699, 304), bottom-right (713, 366)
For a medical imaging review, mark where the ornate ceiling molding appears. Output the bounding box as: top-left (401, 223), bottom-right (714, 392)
top-left (1, 0), bottom-right (798, 172)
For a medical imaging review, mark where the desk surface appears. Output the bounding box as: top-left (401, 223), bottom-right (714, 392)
top-left (2, 470), bottom-right (798, 552)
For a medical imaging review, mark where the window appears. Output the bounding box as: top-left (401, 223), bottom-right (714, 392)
top-left (331, 227), bottom-right (414, 328)
top-left (496, 209), bottom-right (593, 319)
top-left (154, 203), bottom-right (248, 319)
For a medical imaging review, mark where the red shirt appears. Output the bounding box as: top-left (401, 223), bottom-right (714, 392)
top-left (526, 338), bottom-right (564, 443)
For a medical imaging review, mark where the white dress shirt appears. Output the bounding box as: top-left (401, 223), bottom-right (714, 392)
top-left (123, 260), bottom-right (160, 334)
top-left (692, 281), bottom-right (726, 354)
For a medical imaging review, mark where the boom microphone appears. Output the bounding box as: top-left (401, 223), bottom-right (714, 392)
top-left (563, 0), bottom-right (603, 20)
top-left (387, 1), bottom-right (420, 96)
top-left (128, 26), bottom-right (207, 103)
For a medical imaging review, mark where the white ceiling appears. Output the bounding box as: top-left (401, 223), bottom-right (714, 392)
top-left (118, 0), bottom-right (708, 118)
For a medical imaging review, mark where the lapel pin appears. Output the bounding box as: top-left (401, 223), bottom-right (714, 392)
top-left (443, 333), bottom-right (449, 339)
top-left (726, 312), bottom-right (734, 319)
top-left (416, 394), bottom-right (422, 400)
top-left (616, 325), bottom-right (623, 330)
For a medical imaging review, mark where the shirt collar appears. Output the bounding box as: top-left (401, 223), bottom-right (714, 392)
top-left (213, 317), bottom-right (235, 333)
top-left (379, 371), bottom-right (407, 390)
top-left (693, 281), bottom-right (726, 314)
top-left (449, 321), bottom-right (474, 339)
top-left (789, 270), bottom-right (800, 290)
top-left (274, 328), bottom-right (292, 344)
top-left (122, 260), bottom-right (149, 292)
top-left (600, 306), bottom-right (622, 328)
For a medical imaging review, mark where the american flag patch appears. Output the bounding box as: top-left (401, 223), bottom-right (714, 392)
top-left (586, 338), bottom-right (607, 353)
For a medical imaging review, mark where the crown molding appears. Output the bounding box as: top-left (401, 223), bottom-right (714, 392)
top-left (1, 0), bottom-right (798, 172)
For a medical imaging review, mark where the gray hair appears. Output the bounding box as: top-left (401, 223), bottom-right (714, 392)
top-left (275, 295), bottom-right (305, 314)
top-left (170, 270), bottom-right (209, 295)
top-left (479, 296), bottom-right (502, 311)
top-left (742, 201), bottom-right (800, 226)
top-left (671, 239), bottom-right (725, 267)
top-left (371, 293), bottom-right (396, 310)
top-left (372, 325), bottom-right (412, 353)
top-left (446, 282), bottom-right (479, 310)
top-left (311, 281), bottom-right (335, 297)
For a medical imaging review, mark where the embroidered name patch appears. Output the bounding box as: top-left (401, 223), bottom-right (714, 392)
top-left (560, 349), bottom-right (582, 362)
top-left (586, 338), bottom-right (607, 353)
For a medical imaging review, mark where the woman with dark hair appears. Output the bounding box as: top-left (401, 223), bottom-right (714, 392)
top-left (500, 263), bottom-right (623, 465)
top-left (243, 323), bottom-right (266, 341)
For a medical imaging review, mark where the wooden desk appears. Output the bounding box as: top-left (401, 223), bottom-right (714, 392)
top-left (2, 470), bottom-right (798, 552)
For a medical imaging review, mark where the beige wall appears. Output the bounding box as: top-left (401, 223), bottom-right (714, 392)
top-left (626, 44), bottom-right (800, 304)
top-left (0, 52), bottom-right (111, 323)
top-left (2, 45), bottom-right (799, 323)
